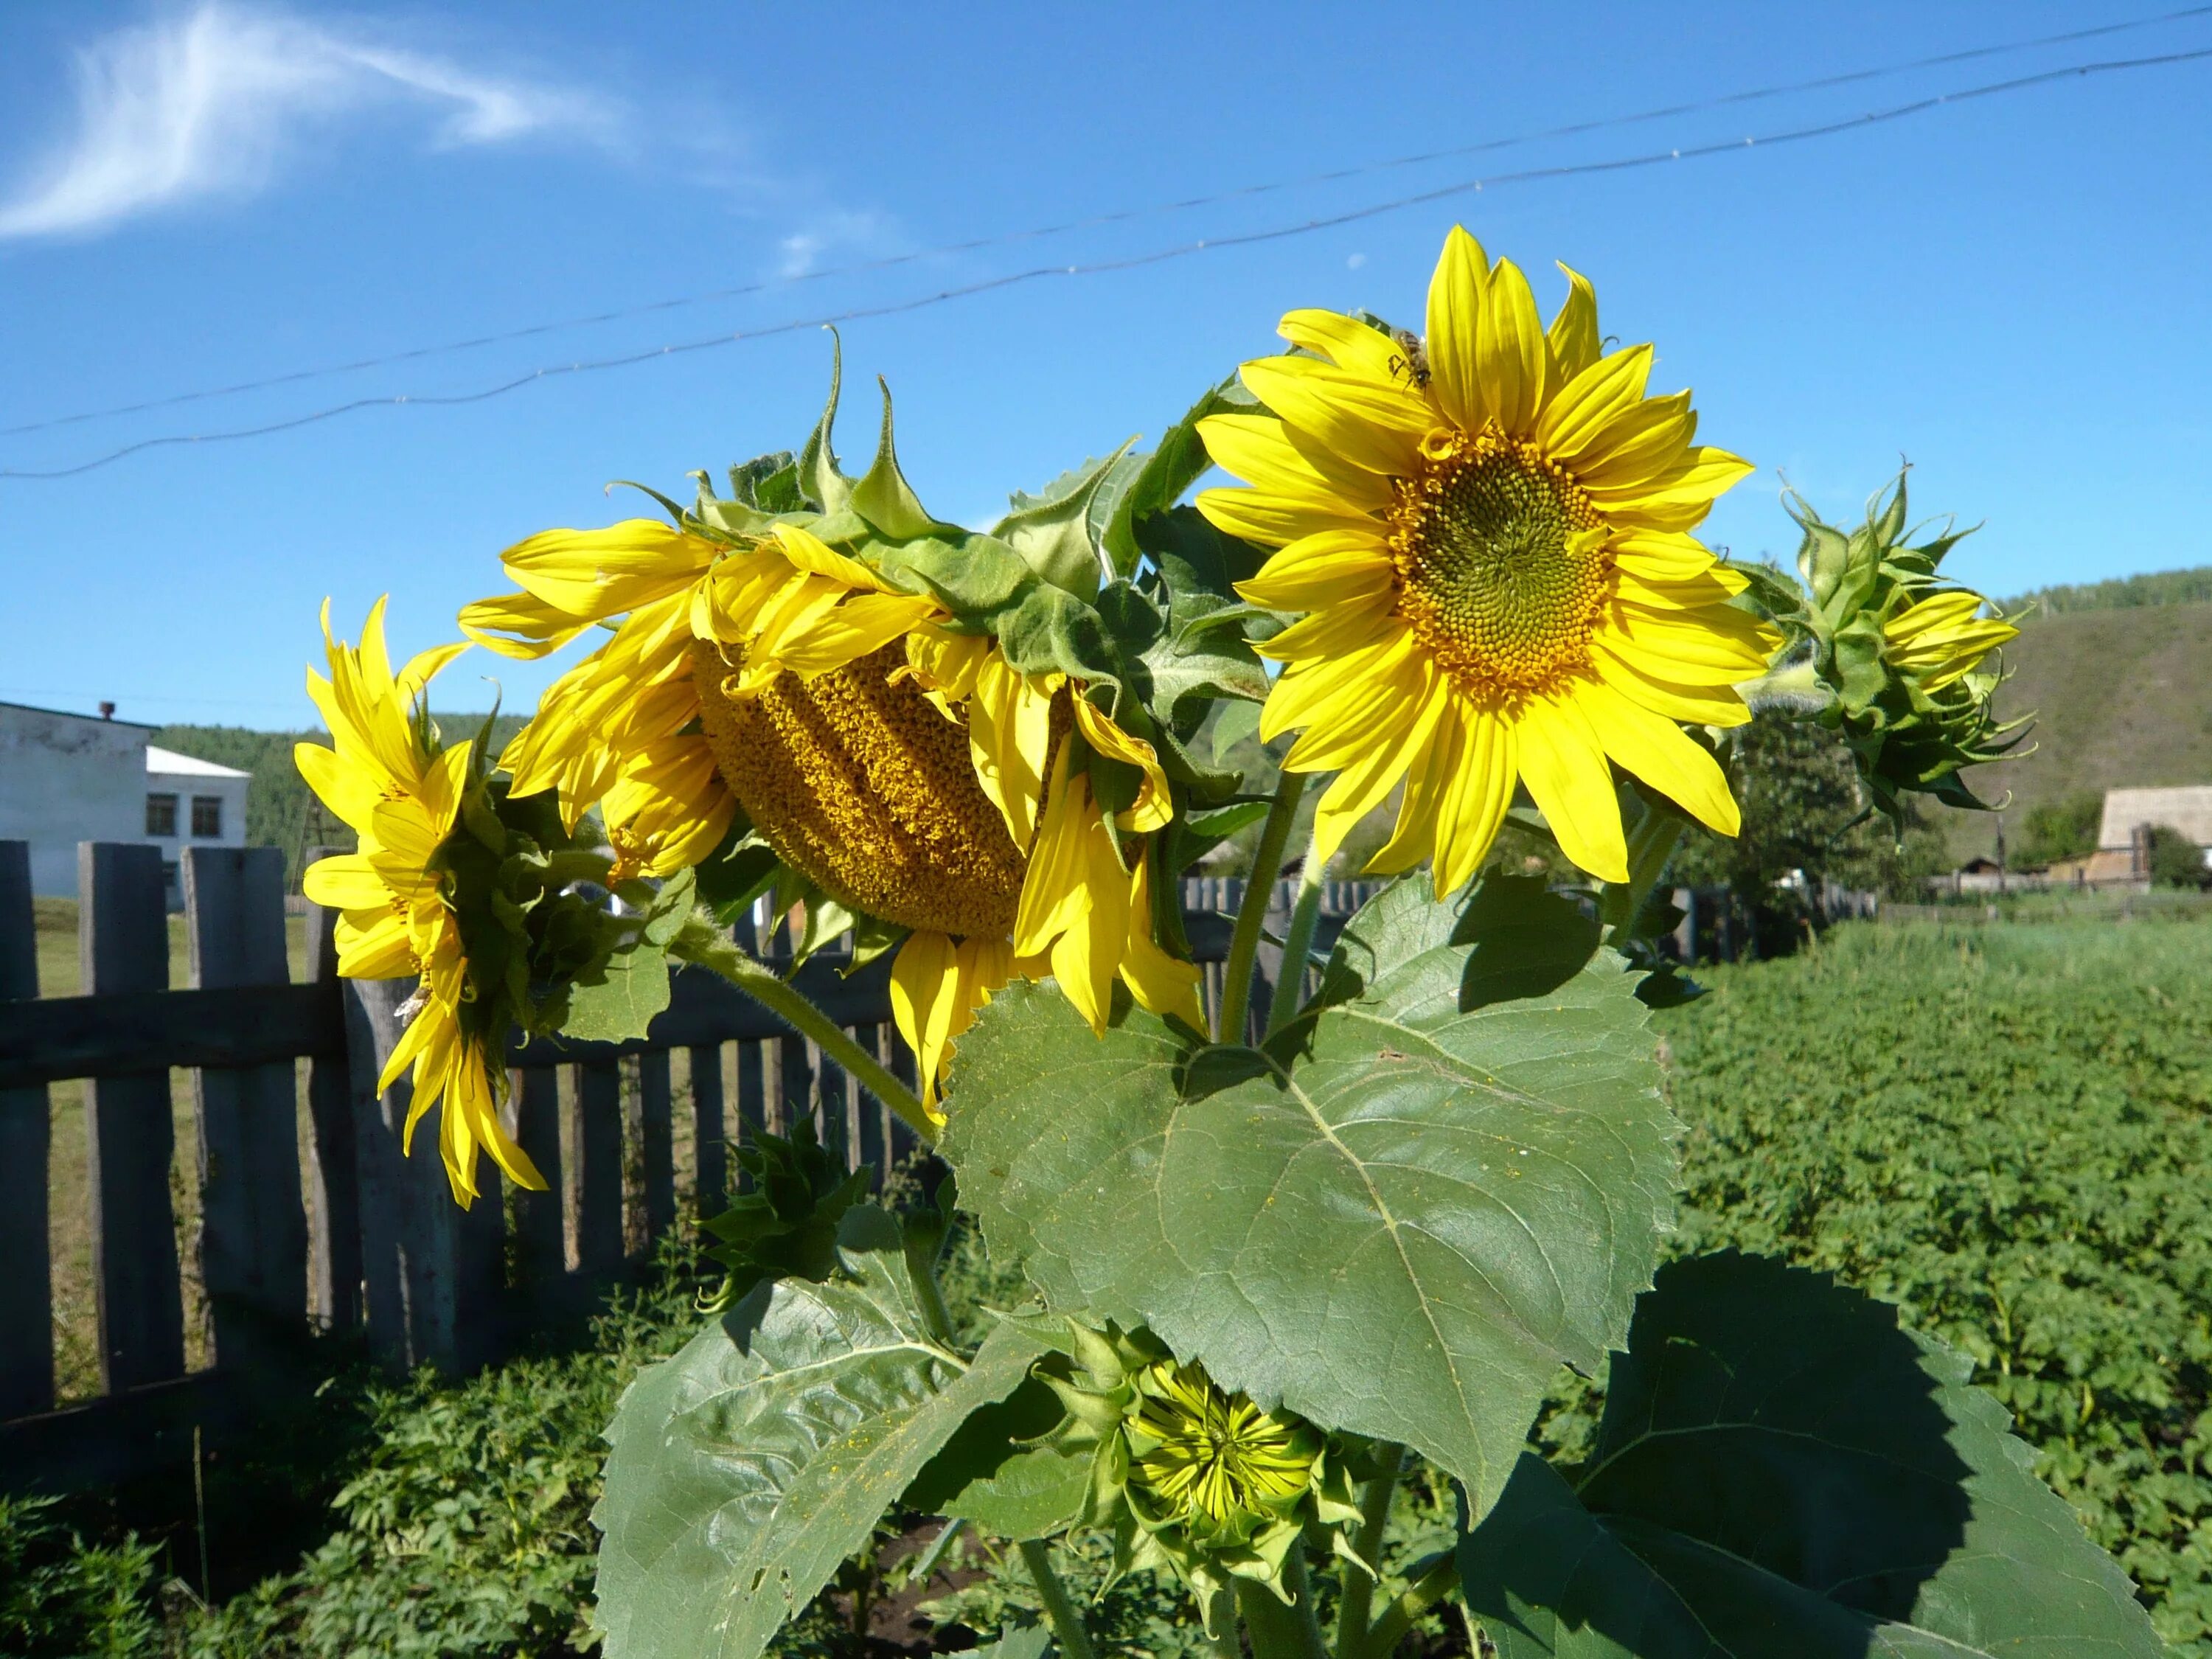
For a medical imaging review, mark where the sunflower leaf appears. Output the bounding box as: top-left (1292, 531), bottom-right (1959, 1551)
top-left (1458, 1253), bottom-right (2162, 1658)
top-left (1101, 372), bottom-right (1259, 580)
top-left (992, 442), bottom-right (1141, 600)
top-left (592, 1206), bottom-right (1051, 1659)
top-left (852, 377), bottom-right (940, 539)
top-left (942, 872), bottom-right (1677, 1520)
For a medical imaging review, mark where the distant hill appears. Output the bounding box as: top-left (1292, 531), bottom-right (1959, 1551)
top-left (156, 710), bottom-right (529, 885)
top-left (2003, 564), bottom-right (2212, 616)
top-left (1951, 589), bottom-right (2212, 861)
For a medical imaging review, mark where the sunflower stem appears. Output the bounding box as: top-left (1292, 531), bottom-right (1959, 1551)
top-left (1332, 1445), bottom-right (1404, 1659)
top-left (673, 911), bottom-right (936, 1147)
top-left (1600, 801), bottom-right (1686, 947)
top-left (1018, 1540), bottom-right (1099, 1659)
top-left (1265, 819), bottom-right (1331, 1037)
top-left (1221, 771), bottom-right (1308, 1044)
top-left (1357, 1553), bottom-right (1459, 1658)
top-left (1237, 1552), bottom-right (1331, 1659)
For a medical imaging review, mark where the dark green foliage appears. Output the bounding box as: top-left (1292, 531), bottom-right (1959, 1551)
top-left (2016, 790), bottom-right (2105, 866)
top-left (2007, 565), bottom-right (2212, 615)
top-left (2146, 824), bottom-right (2207, 889)
top-left (0, 1495), bottom-right (164, 1659)
top-left (702, 1120), bottom-right (873, 1306)
top-left (1461, 1253), bottom-right (2157, 1655)
top-left (1667, 712), bottom-right (1949, 951)
top-left (1659, 919), bottom-right (2212, 1652)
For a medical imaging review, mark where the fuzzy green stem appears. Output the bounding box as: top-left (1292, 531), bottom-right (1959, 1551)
top-left (1018, 1540), bottom-right (1099, 1659)
top-left (1332, 1445), bottom-right (1404, 1659)
top-left (675, 912), bottom-right (935, 1145)
top-left (1357, 1554), bottom-right (1459, 1659)
top-left (1203, 1586), bottom-right (1242, 1659)
top-left (1221, 771), bottom-right (1308, 1044)
top-left (1237, 1552), bottom-right (1331, 1659)
top-left (1601, 802), bottom-right (1687, 945)
top-left (1266, 818), bottom-right (1330, 1037)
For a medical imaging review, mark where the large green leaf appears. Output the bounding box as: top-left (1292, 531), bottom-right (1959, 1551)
top-left (942, 874), bottom-right (1677, 1517)
top-left (1100, 372), bottom-right (1258, 578)
top-left (903, 1373), bottom-right (1092, 1541)
top-left (1458, 1252), bottom-right (2162, 1658)
top-left (591, 1207), bottom-right (1048, 1659)
top-left (991, 445), bottom-right (1140, 600)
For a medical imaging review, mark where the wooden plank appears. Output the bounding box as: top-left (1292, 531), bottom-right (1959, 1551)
top-left (344, 975), bottom-right (504, 1374)
top-left (0, 980), bottom-right (341, 1090)
top-left (688, 1043), bottom-right (726, 1214)
top-left (0, 1369), bottom-right (248, 1498)
top-left (79, 842), bottom-right (185, 1394)
top-left (572, 1060), bottom-right (625, 1276)
top-left (510, 1067), bottom-right (565, 1291)
top-left (300, 855), bottom-right (361, 1335)
top-left (184, 846), bottom-right (309, 1370)
top-left (0, 841), bottom-right (53, 1419)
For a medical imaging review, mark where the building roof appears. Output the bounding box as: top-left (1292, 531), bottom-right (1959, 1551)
top-left (145, 745), bottom-right (251, 779)
top-left (0, 697), bottom-right (156, 730)
top-left (2098, 786), bottom-right (2212, 849)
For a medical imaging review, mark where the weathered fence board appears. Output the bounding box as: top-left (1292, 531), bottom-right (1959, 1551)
top-left (573, 1059), bottom-right (625, 1276)
top-left (511, 1066), bottom-right (565, 1292)
top-left (80, 843), bottom-right (187, 1394)
top-left (302, 875), bottom-right (362, 1335)
top-left (689, 1043), bottom-right (726, 1214)
top-left (0, 841), bottom-right (52, 1419)
top-left (185, 846), bottom-right (310, 1370)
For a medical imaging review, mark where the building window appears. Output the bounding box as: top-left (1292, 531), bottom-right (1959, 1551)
top-left (147, 793), bottom-right (178, 836)
top-left (191, 796), bottom-right (223, 838)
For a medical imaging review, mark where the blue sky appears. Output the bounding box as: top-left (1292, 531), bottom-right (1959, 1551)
top-left (2, 0), bottom-right (2208, 728)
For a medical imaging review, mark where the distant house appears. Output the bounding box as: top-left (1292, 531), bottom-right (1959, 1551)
top-left (0, 700), bottom-right (250, 907)
top-left (2078, 786), bottom-right (2212, 884)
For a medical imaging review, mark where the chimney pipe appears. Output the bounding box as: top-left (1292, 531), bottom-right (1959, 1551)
top-left (98, 701), bottom-right (115, 721)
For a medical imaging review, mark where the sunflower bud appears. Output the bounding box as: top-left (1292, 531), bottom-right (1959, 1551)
top-left (1040, 1322), bottom-right (1366, 1618)
top-left (1742, 470), bottom-right (2028, 823)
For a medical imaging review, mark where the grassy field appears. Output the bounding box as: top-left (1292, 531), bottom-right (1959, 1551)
top-left (1659, 912), bottom-right (2212, 1652)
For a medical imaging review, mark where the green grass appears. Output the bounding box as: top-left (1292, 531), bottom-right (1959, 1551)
top-left (1658, 914), bottom-right (2212, 1652)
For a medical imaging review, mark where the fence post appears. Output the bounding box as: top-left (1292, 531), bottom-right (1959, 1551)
top-left (510, 1067), bottom-right (566, 1290)
top-left (80, 842), bottom-right (187, 1394)
top-left (688, 1044), bottom-right (727, 1215)
top-left (301, 852), bottom-right (362, 1334)
top-left (344, 975), bottom-right (505, 1374)
top-left (639, 1050), bottom-right (675, 1243)
top-left (184, 846), bottom-right (310, 1370)
top-left (0, 842), bottom-right (53, 1418)
top-left (572, 1060), bottom-right (625, 1276)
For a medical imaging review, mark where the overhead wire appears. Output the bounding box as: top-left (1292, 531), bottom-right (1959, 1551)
top-left (4, 2), bottom-right (2208, 442)
top-left (6, 40), bottom-right (2211, 482)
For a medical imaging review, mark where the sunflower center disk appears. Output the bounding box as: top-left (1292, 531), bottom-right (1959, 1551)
top-left (690, 639), bottom-right (1026, 939)
top-left (1390, 427), bottom-right (1610, 696)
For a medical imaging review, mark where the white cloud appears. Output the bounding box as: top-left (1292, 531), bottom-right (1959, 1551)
top-left (776, 208), bottom-right (901, 279)
top-left (0, 3), bottom-right (616, 239)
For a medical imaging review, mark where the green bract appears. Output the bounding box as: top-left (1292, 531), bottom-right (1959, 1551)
top-left (1739, 470), bottom-right (2028, 822)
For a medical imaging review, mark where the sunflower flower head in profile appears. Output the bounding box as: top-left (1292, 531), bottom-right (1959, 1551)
top-left (296, 600), bottom-right (546, 1207)
top-left (1197, 225), bottom-right (1781, 888)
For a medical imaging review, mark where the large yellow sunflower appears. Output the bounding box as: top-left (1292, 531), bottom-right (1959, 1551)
top-left (464, 520), bottom-right (1200, 1114)
top-left (296, 600), bottom-right (545, 1206)
top-left (1197, 226), bottom-right (1779, 887)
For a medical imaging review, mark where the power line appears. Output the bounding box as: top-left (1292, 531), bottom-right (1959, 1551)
top-left (4, 4), bottom-right (2206, 442)
top-left (7, 41), bottom-right (2210, 484)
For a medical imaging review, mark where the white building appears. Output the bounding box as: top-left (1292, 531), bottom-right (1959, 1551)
top-left (0, 700), bottom-right (251, 906)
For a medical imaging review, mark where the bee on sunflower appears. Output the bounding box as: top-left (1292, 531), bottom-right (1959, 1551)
top-left (1198, 225), bottom-right (1781, 888)
top-left (296, 600), bottom-right (546, 1207)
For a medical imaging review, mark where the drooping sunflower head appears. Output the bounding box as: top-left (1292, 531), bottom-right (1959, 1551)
top-left (1200, 226), bottom-right (1781, 888)
top-left (296, 600), bottom-right (545, 1207)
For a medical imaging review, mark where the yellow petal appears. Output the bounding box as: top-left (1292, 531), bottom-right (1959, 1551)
top-left (1610, 529), bottom-right (1726, 585)
top-left (1573, 677), bottom-right (1740, 837)
top-left (1198, 414), bottom-right (1392, 513)
top-left (1277, 307), bottom-right (1408, 386)
top-left (1606, 600), bottom-right (1778, 679)
top-left (891, 931), bottom-right (962, 1117)
top-left (1545, 263), bottom-right (1601, 383)
top-left (500, 520), bottom-right (717, 621)
top-left (302, 853), bottom-right (390, 911)
top-left (1590, 638), bottom-right (1753, 728)
top-left (1480, 258), bottom-right (1549, 437)
top-left (1197, 485), bottom-right (1382, 549)
top-left (1514, 694), bottom-right (1628, 883)
top-left (1308, 729), bottom-right (1418, 871)
top-left (1425, 224), bottom-right (1490, 431)
top-left (1235, 533), bottom-right (1394, 613)
top-left (1251, 588), bottom-right (1398, 666)
top-left (1535, 345), bottom-right (1654, 467)
top-left (1073, 698), bottom-right (1172, 834)
top-left (1119, 856), bottom-right (1205, 1031)
top-left (1586, 447), bottom-right (1753, 532)
top-left (1237, 356), bottom-right (1429, 479)
top-left (456, 591), bottom-right (593, 661)
top-left (1566, 391), bottom-right (1697, 493)
top-left (1431, 706), bottom-right (1516, 897)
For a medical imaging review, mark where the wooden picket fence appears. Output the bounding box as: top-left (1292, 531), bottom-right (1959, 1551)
top-left (0, 838), bottom-right (1376, 1495)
